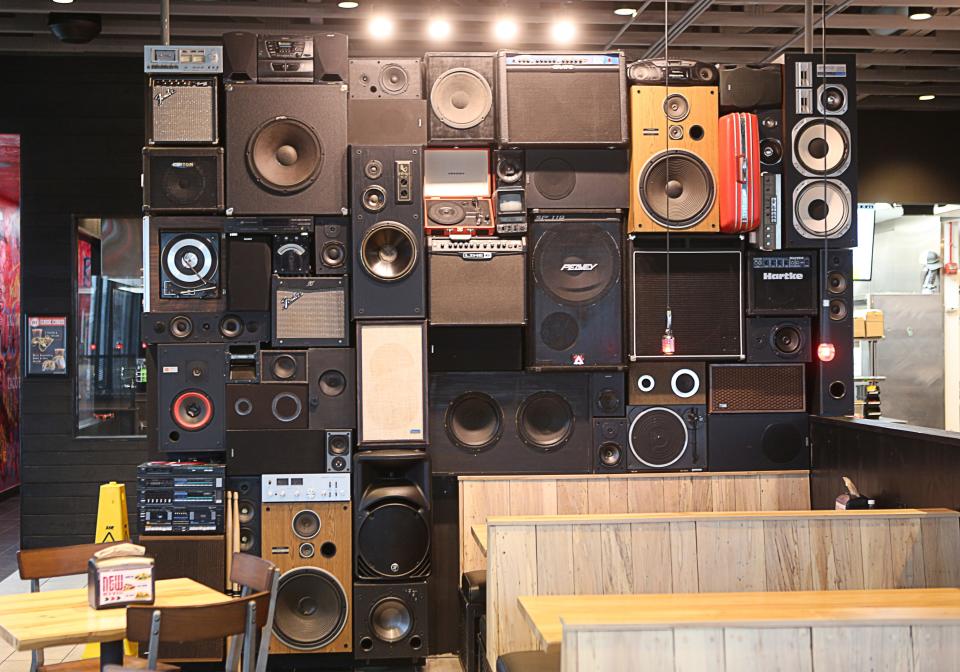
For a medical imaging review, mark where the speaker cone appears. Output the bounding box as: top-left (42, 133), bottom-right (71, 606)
top-left (599, 441), bottom-right (622, 467)
top-left (663, 93), bottom-right (690, 122)
top-left (169, 315), bottom-right (193, 339)
top-left (760, 138), bottom-right (782, 166)
top-left (358, 500), bottom-right (430, 577)
top-left (532, 157), bottom-right (576, 201)
top-left (246, 116), bottom-right (324, 194)
top-left (496, 155), bottom-right (523, 185)
top-left (761, 421), bottom-right (805, 465)
top-left (161, 162), bottom-right (205, 206)
top-left (445, 392), bottom-right (503, 452)
top-left (379, 63), bottom-right (410, 95)
top-left (219, 315), bottom-right (243, 339)
top-left (370, 598), bottom-right (414, 643)
top-left (792, 118), bottom-right (851, 176)
top-left (292, 510), bottom-right (321, 539)
top-left (629, 407), bottom-right (688, 468)
top-left (274, 568), bottom-right (348, 650)
top-left (320, 241), bottom-right (346, 268)
top-left (360, 221), bottom-right (418, 281)
top-left (171, 390), bottom-right (213, 431)
top-left (638, 150), bottom-right (716, 230)
top-left (773, 324), bottom-right (803, 355)
top-left (328, 434), bottom-right (349, 455)
top-left (271, 354), bottom-right (298, 380)
top-left (319, 369), bottom-right (347, 396)
top-left (532, 224), bottom-right (620, 306)
top-left (829, 298), bottom-right (848, 321)
top-left (827, 270), bottom-right (847, 294)
top-left (793, 179), bottom-right (852, 239)
top-left (597, 388), bottom-right (621, 415)
top-left (238, 499), bottom-right (255, 524)
top-left (272, 392), bottom-right (303, 423)
top-left (430, 67), bottom-right (493, 129)
top-left (239, 527), bottom-right (255, 553)
top-left (362, 185), bottom-right (387, 212)
top-left (818, 83), bottom-right (848, 115)
top-left (517, 391), bottom-right (575, 452)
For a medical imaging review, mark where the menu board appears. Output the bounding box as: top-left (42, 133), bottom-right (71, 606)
top-left (26, 315), bottom-right (67, 376)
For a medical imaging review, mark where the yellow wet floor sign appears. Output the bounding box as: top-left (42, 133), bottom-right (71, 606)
top-left (84, 482), bottom-right (137, 658)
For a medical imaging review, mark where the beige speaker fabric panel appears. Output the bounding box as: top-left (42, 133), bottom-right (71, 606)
top-left (358, 322), bottom-right (427, 444)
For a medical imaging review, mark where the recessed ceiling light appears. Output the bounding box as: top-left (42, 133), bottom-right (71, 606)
top-left (493, 17), bottom-right (519, 42)
top-left (909, 6), bottom-right (933, 20)
top-left (427, 18), bottom-right (452, 40)
top-left (614, 7), bottom-right (638, 16)
top-left (52, 0), bottom-right (75, 4)
top-left (551, 19), bottom-right (577, 44)
top-left (368, 15), bottom-right (394, 39)
top-left (338, 1), bottom-right (359, 8)
top-left (919, 94), bottom-right (936, 101)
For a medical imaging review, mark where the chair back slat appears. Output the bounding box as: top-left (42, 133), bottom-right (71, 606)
top-left (18, 542), bottom-right (121, 580)
top-left (126, 591), bottom-right (270, 644)
top-left (229, 553), bottom-right (276, 593)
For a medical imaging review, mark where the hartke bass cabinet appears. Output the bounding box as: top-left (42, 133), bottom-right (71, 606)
top-left (497, 51), bottom-right (629, 146)
top-left (425, 52), bottom-right (496, 146)
top-left (718, 112), bottom-right (761, 234)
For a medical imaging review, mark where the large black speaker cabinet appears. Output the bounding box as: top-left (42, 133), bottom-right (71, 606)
top-left (308, 347), bottom-right (357, 431)
top-left (629, 247), bottom-right (743, 360)
top-left (529, 212), bottom-right (623, 370)
top-left (157, 344), bottom-right (226, 454)
top-left (224, 82), bottom-right (348, 216)
top-left (813, 248), bottom-right (854, 416)
top-left (226, 429), bottom-right (325, 475)
top-left (428, 371), bottom-right (592, 475)
top-left (425, 52), bottom-right (496, 146)
top-left (783, 53), bottom-right (857, 248)
top-left (525, 149), bottom-right (629, 209)
top-left (709, 412), bottom-right (809, 471)
top-left (626, 404), bottom-right (707, 472)
top-left (746, 317), bottom-right (812, 363)
top-left (353, 450), bottom-right (432, 581)
top-left (354, 581), bottom-right (429, 662)
top-left (497, 51), bottom-right (628, 146)
top-left (143, 147), bottom-right (224, 214)
top-left (227, 476), bottom-right (261, 557)
top-left (351, 146), bottom-right (425, 319)
top-left (427, 326), bottom-right (524, 373)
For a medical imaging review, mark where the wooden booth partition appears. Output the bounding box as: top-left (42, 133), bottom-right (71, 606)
top-left (459, 471), bottom-right (811, 574)
top-left (485, 508), bottom-right (960, 668)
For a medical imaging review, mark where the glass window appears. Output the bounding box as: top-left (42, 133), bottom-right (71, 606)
top-left (76, 217), bottom-right (146, 437)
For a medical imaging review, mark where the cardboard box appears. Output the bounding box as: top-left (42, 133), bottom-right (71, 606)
top-left (854, 316), bottom-right (866, 339)
top-left (865, 309), bottom-right (884, 338)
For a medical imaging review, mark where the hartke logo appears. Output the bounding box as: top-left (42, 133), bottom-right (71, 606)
top-left (561, 263), bottom-right (598, 272)
top-left (763, 272), bottom-right (804, 280)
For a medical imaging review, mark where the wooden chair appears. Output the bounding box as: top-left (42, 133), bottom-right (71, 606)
top-left (225, 554), bottom-right (278, 672)
top-left (16, 542), bottom-right (172, 672)
top-left (123, 591), bottom-right (271, 672)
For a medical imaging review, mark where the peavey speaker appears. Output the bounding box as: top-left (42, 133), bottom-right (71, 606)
top-left (813, 248), bottom-right (854, 416)
top-left (350, 59), bottom-right (423, 99)
top-left (629, 248), bottom-right (743, 360)
top-left (628, 85), bottom-right (720, 233)
top-left (226, 383), bottom-right (308, 430)
top-left (746, 317), bottom-right (812, 363)
top-left (354, 582), bottom-right (429, 661)
top-left (262, 497), bottom-right (352, 654)
top-left (718, 64), bottom-right (782, 112)
top-left (497, 51), bottom-right (628, 146)
top-left (593, 418), bottom-right (628, 472)
top-left (143, 147), bottom-right (223, 214)
top-left (326, 430), bottom-right (352, 473)
top-left (308, 348), bottom-right (357, 431)
top-left (709, 363), bottom-right (806, 414)
top-left (590, 371), bottom-right (626, 417)
top-left (147, 77), bottom-right (217, 145)
top-left (358, 322), bottom-right (427, 446)
top-left (709, 412), bottom-right (809, 471)
top-left (272, 276), bottom-right (348, 347)
top-left (783, 53), bottom-right (857, 248)
top-left (351, 146), bottom-right (425, 319)
top-left (224, 82), bottom-right (348, 216)
top-left (525, 149), bottom-right (629, 210)
top-left (157, 343), bottom-right (226, 454)
top-left (353, 450), bottom-right (431, 580)
top-left (628, 361), bottom-right (706, 406)
top-left (227, 475), bottom-right (261, 556)
top-left (428, 371), bottom-right (592, 475)
top-left (747, 250), bottom-right (818, 316)
top-left (426, 52), bottom-right (496, 145)
top-left (314, 217), bottom-right (350, 275)
top-left (627, 404), bottom-right (707, 472)
top-left (141, 312), bottom-right (268, 345)
top-left (529, 212), bottom-right (623, 369)
top-left (428, 237), bottom-right (526, 326)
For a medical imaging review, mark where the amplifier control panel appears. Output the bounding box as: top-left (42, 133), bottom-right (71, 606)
top-left (262, 473), bottom-right (350, 502)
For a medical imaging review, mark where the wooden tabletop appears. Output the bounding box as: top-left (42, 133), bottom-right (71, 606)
top-left (0, 578), bottom-right (232, 651)
top-left (518, 589), bottom-right (960, 650)
top-left (471, 524), bottom-right (487, 557)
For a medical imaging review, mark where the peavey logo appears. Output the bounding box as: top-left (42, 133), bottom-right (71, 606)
top-left (561, 263), bottom-right (598, 272)
top-left (763, 272), bottom-right (805, 281)
top-left (281, 292), bottom-right (303, 309)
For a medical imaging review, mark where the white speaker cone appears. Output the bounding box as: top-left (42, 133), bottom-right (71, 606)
top-left (430, 68), bottom-right (493, 130)
top-left (793, 179), bottom-right (852, 239)
top-left (792, 118), bottom-right (851, 177)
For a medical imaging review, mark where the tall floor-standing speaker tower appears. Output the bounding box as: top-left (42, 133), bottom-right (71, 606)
top-left (813, 248), bottom-right (854, 416)
top-left (783, 53), bottom-right (857, 249)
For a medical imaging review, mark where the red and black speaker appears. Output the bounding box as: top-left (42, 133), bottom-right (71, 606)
top-left (157, 344), bottom-right (226, 454)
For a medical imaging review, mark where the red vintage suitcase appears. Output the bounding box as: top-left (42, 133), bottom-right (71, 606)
top-left (719, 112), bottom-right (761, 233)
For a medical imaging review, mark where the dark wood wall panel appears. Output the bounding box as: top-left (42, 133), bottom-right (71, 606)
top-left (0, 55), bottom-right (147, 548)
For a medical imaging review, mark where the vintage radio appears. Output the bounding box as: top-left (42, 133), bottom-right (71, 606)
top-left (137, 462), bottom-right (225, 535)
top-left (627, 59), bottom-right (718, 86)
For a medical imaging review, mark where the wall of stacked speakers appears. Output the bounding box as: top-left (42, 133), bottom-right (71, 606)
top-left (141, 34), bottom-right (857, 663)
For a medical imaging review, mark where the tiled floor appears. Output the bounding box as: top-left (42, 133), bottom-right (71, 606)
top-left (0, 497), bottom-right (20, 580)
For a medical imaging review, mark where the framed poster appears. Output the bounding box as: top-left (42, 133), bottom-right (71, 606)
top-left (26, 315), bottom-right (68, 376)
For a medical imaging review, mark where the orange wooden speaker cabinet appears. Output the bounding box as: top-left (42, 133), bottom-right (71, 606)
top-left (262, 501), bottom-right (353, 654)
top-left (628, 85), bottom-right (720, 234)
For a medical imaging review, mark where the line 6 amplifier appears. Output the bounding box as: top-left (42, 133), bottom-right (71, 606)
top-left (137, 462), bottom-right (225, 535)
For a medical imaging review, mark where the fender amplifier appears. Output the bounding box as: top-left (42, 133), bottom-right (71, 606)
top-left (272, 276), bottom-right (349, 347)
top-left (147, 77), bottom-right (218, 145)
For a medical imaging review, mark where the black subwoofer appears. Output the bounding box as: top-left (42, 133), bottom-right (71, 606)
top-left (709, 412), bottom-right (809, 471)
top-left (354, 581), bottom-right (429, 661)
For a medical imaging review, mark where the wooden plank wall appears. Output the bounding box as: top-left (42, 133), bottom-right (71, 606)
top-left (486, 510), bottom-right (960, 667)
top-left (460, 471), bottom-right (811, 573)
top-left (562, 624), bottom-right (960, 672)
top-left (0, 55), bottom-right (147, 547)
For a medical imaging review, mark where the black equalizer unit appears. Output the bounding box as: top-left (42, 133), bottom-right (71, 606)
top-left (137, 462), bottom-right (225, 535)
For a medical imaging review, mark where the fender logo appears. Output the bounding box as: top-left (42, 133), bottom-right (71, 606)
top-left (281, 292), bottom-right (303, 309)
top-left (154, 87), bottom-right (176, 106)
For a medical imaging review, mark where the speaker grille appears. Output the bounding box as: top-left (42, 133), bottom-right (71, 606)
top-left (358, 323), bottom-right (426, 444)
top-left (710, 364), bottom-right (806, 413)
top-left (273, 278), bottom-right (347, 346)
top-left (149, 78), bottom-right (217, 144)
top-left (274, 568), bottom-right (348, 650)
top-left (144, 148), bottom-right (223, 213)
top-left (357, 501), bottom-right (431, 578)
top-left (631, 250), bottom-right (742, 358)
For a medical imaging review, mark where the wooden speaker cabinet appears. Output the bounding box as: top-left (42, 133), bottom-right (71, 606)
top-left (628, 85), bottom-right (720, 234)
top-left (261, 502), bottom-right (353, 654)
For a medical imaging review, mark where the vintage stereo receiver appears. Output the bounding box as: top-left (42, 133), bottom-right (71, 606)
top-left (626, 58), bottom-right (718, 86)
top-left (424, 197), bottom-right (495, 237)
top-left (144, 45), bottom-right (223, 74)
top-left (137, 462), bottom-right (225, 535)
